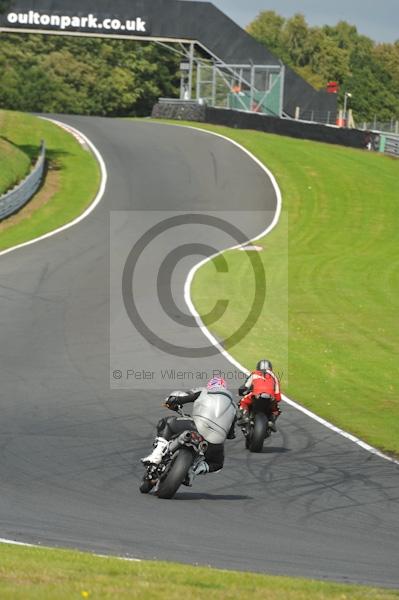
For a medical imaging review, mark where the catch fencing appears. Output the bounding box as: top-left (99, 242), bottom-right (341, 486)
top-left (294, 108), bottom-right (338, 126)
top-left (0, 142), bottom-right (46, 220)
top-left (360, 119), bottom-right (399, 135)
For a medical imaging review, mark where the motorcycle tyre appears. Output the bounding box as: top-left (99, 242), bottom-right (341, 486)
top-left (248, 412), bottom-right (268, 453)
top-left (157, 447), bottom-right (194, 499)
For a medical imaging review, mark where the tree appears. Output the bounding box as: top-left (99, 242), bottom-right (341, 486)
top-left (246, 11), bottom-right (287, 61)
top-left (246, 10), bottom-right (399, 120)
top-left (373, 42), bottom-right (399, 96)
top-left (281, 14), bottom-right (312, 67)
top-left (308, 30), bottom-right (350, 83)
top-left (0, 34), bottom-right (180, 116)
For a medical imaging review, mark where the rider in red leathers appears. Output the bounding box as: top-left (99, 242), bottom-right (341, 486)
top-left (238, 359), bottom-right (282, 432)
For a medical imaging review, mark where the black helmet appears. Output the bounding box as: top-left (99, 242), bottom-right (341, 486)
top-left (256, 359), bottom-right (272, 374)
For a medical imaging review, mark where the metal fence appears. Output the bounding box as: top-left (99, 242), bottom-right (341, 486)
top-left (195, 62), bottom-right (285, 118)
top-left (295, 111), bottom-right (399, 133)
top-left (0, 142), bottom-right (46, 221)
top-left (294, 108), bottom-right (338, 126)
top-left (360, 120), bottom-right (399, 134)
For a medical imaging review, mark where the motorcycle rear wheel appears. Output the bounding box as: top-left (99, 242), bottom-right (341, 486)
top-left (248, 412), bottom-right (268, 453)
top-left (157, 447), bottom-right (194, 499)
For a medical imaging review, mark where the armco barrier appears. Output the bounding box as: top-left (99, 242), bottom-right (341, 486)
top-left (152, 101), bottom-right (378, 151)
top-left (0, 142), bottom-right (46, 220)
top-left (380, 134), bottom-right (399, 158)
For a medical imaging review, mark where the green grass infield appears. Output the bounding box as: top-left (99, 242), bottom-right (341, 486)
top-left (0, 136), bottom-right (31, 195)
top-left (0, 543), bottom-right (398, 599)
top-left (0, 110), bottom-right (100, 251)
top-left (166, 121), bottom-right (399, 457)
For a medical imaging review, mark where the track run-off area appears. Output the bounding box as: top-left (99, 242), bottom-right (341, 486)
top-left (0, 117), bottom-right (398, 588)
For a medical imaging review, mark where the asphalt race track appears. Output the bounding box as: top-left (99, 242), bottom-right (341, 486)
top-left (1, 118), bottom-right (398, 588)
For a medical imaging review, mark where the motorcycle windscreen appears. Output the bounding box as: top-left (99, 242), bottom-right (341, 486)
top-left (192, 391), bottom-right (236, 444)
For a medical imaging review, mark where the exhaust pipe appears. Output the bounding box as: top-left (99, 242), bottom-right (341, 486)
top-left (199, 441), bottom-right (208, 453)
top-left (168, 431), bottom-right (192, 453)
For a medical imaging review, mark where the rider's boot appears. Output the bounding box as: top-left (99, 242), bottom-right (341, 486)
top-left (268, 415), bottom-right (278, 432)
top-left (139, 479), bottom-right (157, 494)
top-left (186, 460), bottom-right (209, 487)
top-left (237, 407), bottom-right (249, 425)
top-left (141, 437), bottom-right (169, 464)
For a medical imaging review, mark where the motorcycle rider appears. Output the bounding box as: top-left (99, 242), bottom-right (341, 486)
top-left (141, 377), bottom-right (236, 486)
top-left (237, 359), bottom-right (282, 432)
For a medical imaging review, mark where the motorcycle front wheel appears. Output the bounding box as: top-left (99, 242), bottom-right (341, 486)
top-left (157, 447), bottom-right (194, 499)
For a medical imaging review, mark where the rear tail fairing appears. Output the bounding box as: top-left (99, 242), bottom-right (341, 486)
top-left (251, 395), bottom-right (274, 416)
top-left (192, 390), bottom-right (236, 444)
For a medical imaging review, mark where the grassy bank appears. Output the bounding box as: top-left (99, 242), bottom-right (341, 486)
top-left (0, 137), bottom-right (31, 194)
top-left (183, 122), bottom-right (399, 456)
top-left (0, 111), bottom-right (100, 251)
top-left (0, 544), bottom-right (398, 599)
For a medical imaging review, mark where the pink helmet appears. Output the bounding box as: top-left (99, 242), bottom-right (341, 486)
top-left (207, 377), bottom-right (227, 391)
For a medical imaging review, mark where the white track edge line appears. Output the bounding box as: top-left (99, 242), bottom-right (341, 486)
top-left (0, 122), bottom-right (142, 559)
top-left (0, 117), bottom-right (107, 258)
top-left (0, 120), bottom-right (396, 555)
top-left (0, 538), bottom-right (35, 547)
top-left (0, 538), bottom-right (141, 561)
top-left (179, 124), bottom-right (399, 467)
top-left (0, 119), bottom-right (110, 549)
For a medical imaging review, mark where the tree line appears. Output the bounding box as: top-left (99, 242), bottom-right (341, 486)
top-left (247, 11), bottom-right (399, 121)
top-left (0, 10), bottom-right (398, 121)
top-left (0, 34), bottom-right (179, 116)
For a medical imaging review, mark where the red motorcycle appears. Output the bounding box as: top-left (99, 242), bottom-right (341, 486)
top-left (239, 394), bottom-right (275, 453)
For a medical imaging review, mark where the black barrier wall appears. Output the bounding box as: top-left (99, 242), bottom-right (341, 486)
top-left (206, 108), bottom-right (371, 149)
top-left (0, 0), bottom-right (336, 118)
top-left (152, 101), bottom-right (375, 150)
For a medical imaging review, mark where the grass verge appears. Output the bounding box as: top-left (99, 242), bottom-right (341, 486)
top-left (0, 110), bottom-right (100, 251)
top-left (0, 544), bottom-right (398, 599)
top-left (0, 137), bottom-right (31, 195)
top-left (164, 121), bottom-right (399, 456)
